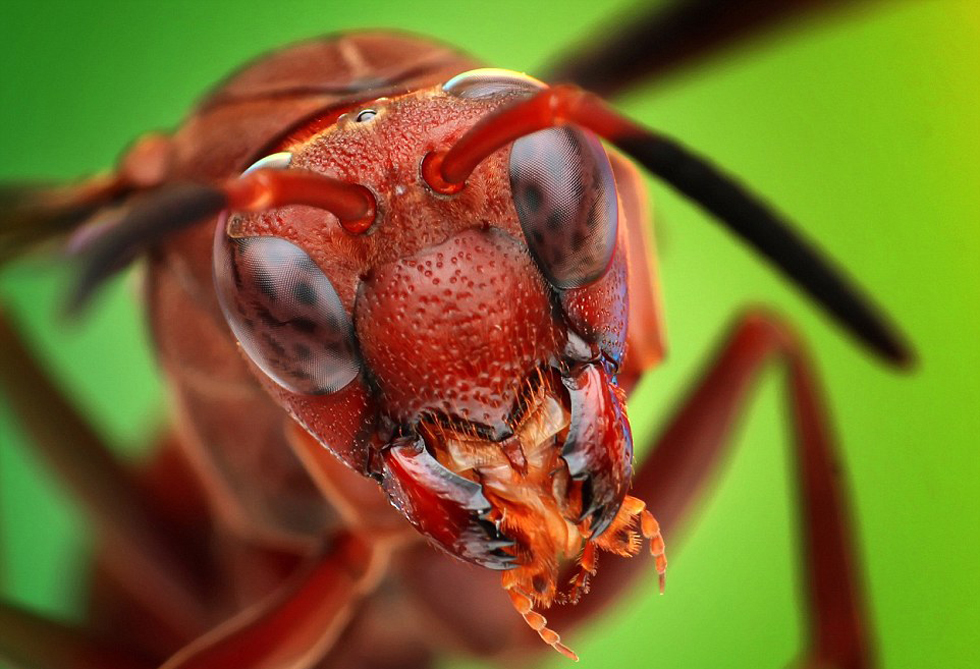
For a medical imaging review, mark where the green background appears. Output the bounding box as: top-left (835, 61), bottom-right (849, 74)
top-left (1, 1), bottom-right (977, 668)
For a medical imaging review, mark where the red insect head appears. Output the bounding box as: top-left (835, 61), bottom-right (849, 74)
top-left (212, 68), bottom-right (664, 657)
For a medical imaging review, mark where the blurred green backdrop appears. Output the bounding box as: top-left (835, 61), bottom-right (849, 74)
top-left (1, 1), bottom-right (977, 668)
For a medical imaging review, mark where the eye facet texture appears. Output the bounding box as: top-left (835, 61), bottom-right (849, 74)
top-left (213, 232), bottom-right (359, 394)
top-left (509, 127), bottom-right (619, 290)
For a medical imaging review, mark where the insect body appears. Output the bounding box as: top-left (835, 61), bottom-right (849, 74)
top-left (0, 5), bottom-right (913, 669)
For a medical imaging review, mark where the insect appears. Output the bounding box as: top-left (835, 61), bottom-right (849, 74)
top-left (3, 0), bottom-right (964, 664)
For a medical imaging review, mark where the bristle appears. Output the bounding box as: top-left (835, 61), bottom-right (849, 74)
top-left (627, 529), bottom-right (643, 554)
top-left (565, 541), bottom-right (598, 604)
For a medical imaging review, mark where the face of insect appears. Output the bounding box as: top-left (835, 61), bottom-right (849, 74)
top-left (212, 70), bottom-right (646, 607)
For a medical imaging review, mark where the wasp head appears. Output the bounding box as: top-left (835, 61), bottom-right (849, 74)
top-left (212, 69), bottom-right (659, 617)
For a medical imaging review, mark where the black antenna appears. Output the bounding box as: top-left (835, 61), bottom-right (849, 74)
top-left (616, 129), bottom-right (912, 366)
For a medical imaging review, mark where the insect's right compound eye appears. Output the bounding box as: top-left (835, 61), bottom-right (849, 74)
top-left (213, 230), bottom-right (359, 395)
top-left (509, 126), bottom-right (619, 290)
top-left (242, 151), bottom-right (292, 175)
top-left (442, 68), bottom-right (545, 100)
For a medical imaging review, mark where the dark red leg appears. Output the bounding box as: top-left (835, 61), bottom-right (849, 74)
top-left (0, 305), bottom-right (211, 642)
top-left (0, 599), bottom-right (150, 669)
top-left (160, 532), bottom-right (383, 669)
top-left (549, 311), bottom-right (876, 669)
top-left (315, 592), bottom-right (435, 669)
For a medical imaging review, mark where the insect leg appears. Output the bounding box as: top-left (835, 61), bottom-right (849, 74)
top-left (159, 531), bottom-right (384, 669)
top-left (286, 423), bottom-right (416, 539)
top-left (0, 599), bottom-right (150, 669)
top-left (314, 593), bottom-right (436, 669)
top-left (0, 305), bottom-right (211, 640)
top-left (548, 310), bottom-right (876, 669)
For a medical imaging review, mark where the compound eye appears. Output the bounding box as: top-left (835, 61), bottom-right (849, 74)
top-left (509, 127), bottom-right (618, 290)
top-left (443, 68), bottom-right (545, 100)
top-left (213, 231), bottom-right (359, 394)
top-left (242, 151), bottom-right (292, 175)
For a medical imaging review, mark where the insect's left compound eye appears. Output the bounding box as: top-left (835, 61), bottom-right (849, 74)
top-left (213, 231), bottom-right (359, 395)
top-left (509, 127), bottom-right (619, 290)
